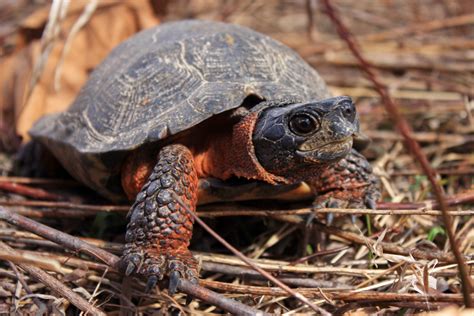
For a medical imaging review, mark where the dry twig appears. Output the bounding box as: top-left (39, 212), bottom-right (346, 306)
top-left (0, 240), bottom-right (106, 315)
top-left (320, 0), bottom-right (472, 307)
top-left (0, 206), bottom-right (270, 315)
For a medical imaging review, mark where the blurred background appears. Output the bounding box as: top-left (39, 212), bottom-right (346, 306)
top-left (0, 0), bottom-right (472, 315)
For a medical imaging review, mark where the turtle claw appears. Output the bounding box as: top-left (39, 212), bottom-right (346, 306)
top-left (120, 247), bottom-right (198, 294)
top-left (168, 270), bottom-right (181, 295)
top-left (125, 262), bottom-right (136, 276)
top-left (121, 252), bottom-right (143, 276)
top-left (167, 257), bottom-right (199, 294)
top-left (305, 211), bottom-right (316, 227)
top-left (326, 212), bottom-right (335, 226)
top-left (185, 295), bottom-right (193, 306)
top-left (146, 275), bottom-right (159, 293)
top-left (350, 214), bottom-right (357, 224)
top-left (312, 197), bottom-right (346, 225)
top-left (312, 194), bottom-right (372, 224)
top-left (365, 195), bottom-right (377, 210)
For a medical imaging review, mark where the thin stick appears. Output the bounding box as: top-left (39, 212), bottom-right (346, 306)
top-left (0, 189), bottom-right (472, 215)
top-left (320, 0), bottom-right (472, 307)
top-left (0, 206), bottom-right (267, 315)
top-left (173, 193), bottom-right (331, 316)
top-left (9, 261), bottom-right (48, 315)
top-left (0, 241), bottom-right (106, 316)
top-left (365, 130), bottom-right (474, 144)
top-left (0, 200), bottom-right (129, 212)
top-left (198, 206), bottom-right (474, 218)
top-left (4, 202), bottom-right (474, 220)
top-left (271, 215), bottom-right (457, 263)
top-left (0, 176), bottom-right (79, 186)
top-left (0, 182), bottom-right (63, 201)
top-left (0, 206), bottom-right (118, 267)
top-left (201, 279), bottom-right (472, 302)
top-left (201, 262), bottom-right (344, 289)
top-left (2, 188), bottom-right (473, 219)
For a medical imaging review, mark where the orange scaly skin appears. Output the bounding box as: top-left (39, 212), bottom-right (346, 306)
top-left (192, 113), bottom-right (286, 184)
top-left (119, 113), bottom-right (289, 289)
top-left (121, 113), bottom-right (284, 200)
top-left (119, 110), bottom-right (379, 288)
top-left (119, 113), bottom-right (282, 288)
top-left (120, 144), bottom-right (199, 287)
top-left (308, 149), bottom-right (380, 210)
top-left (121, 146), bottom-right (157, 201)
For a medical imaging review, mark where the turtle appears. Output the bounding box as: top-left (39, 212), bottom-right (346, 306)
top-left (29, 20), bottom-right (380, 293)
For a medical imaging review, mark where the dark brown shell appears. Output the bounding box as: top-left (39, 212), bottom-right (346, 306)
top-left (29, 20), bottom-right (331, 199)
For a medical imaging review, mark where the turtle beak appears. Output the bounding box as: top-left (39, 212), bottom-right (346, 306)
top-left (297, 136), bottom-right (353, 163)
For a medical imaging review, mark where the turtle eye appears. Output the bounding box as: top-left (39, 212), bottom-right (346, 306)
top-left (289, 113), bottom-right (319, 136)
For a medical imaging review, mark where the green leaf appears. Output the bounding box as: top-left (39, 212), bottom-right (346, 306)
top-left (427, 226), bottom-right (445, 241)
top-left (306, 244), bottom-right (313, 255)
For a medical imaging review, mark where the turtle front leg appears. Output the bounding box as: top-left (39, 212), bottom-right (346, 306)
top-left (308, 149), bottom-right (381, 223)
top-left (119, 144), bottom-right (199, 293)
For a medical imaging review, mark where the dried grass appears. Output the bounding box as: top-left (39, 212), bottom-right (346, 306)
top-left (0, 0), bottom-right (472, 315)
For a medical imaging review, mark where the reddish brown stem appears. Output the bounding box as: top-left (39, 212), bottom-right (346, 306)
top-left (0, 206), bottom-right (118, 267)
top-left (1, 189), bottom-right (472, 214)
top-left (202, 279), bottom-right (472, 302)
top-left (178, 280), bottom-right (271, 316)
top-left (320, 0), bottom-right (472, 307)
top-left (0, 181), bottom-right (63, 201)
top-left (0, 206), bottom-right (267, 315)
top-left (173, 192), bottom-right (331, 315)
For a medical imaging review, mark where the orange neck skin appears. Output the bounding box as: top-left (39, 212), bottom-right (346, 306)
top-left (121, 112), bottom-right (288, 200)
top-left (192, 112), bottom-right (287, 184)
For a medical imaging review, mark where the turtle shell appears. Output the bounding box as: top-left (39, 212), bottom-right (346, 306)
top-left (30, 20), bottom-right (331, 200)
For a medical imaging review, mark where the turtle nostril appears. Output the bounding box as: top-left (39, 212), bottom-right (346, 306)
top-left (341, 101), bottom-right (356, 122)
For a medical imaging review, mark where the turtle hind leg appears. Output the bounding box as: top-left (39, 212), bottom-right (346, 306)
top-left (119, 144), bottom-right (199, 293)
top-left (14, 140), bottom-right (67, 178)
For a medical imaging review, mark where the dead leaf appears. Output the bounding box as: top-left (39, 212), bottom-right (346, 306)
top-left (0, 0), bottom-right (159, 148)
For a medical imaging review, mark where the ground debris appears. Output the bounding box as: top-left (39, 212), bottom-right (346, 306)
top-left (0, 0), bottom-right (472, 315)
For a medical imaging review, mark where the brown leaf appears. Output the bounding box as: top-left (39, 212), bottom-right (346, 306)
top-left (0, 0), bottom-right (159, 148)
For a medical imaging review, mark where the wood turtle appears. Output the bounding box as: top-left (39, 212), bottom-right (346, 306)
top-left (29, 20), bottom-right (380, 293)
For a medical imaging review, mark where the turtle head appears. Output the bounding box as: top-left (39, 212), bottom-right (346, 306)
top-left (252, 96), bottom-right (364, 180)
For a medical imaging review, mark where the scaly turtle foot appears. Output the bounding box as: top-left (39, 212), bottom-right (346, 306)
top-left (120, 144), bottom-right (199, 294)
top-left (309, 149), bottom-right (381, 225)
top-left (120, 247), bottom-right (198, 294)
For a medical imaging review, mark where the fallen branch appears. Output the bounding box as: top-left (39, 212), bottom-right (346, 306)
top-left (198, 206), bottom-right (474, 218)
top-left (201, 279), bottom-right (472, 303)
top-left (0, 206), bottom-right (269, 315)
